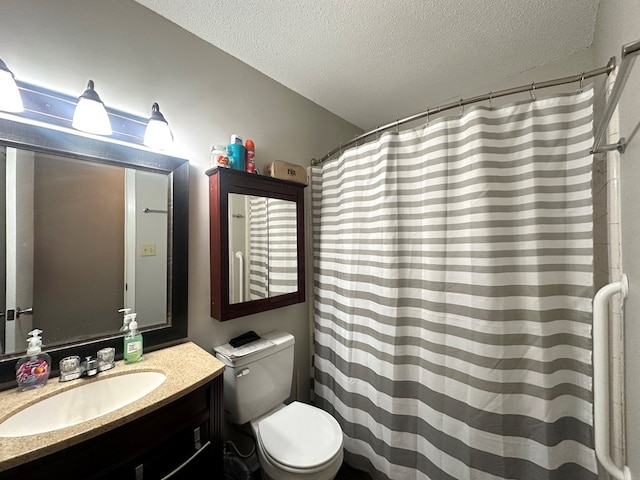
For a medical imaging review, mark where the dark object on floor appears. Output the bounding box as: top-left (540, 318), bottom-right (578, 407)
top-left (335, 463), bottom-right (374, 479)
top-left (224, 453), bottom-right (252, 480)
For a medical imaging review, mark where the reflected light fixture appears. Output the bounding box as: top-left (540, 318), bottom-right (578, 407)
top-left (0, 58), bottom-right (24, 112)
top-left (72, 79), bottom-right (112, 135)
top-left (143, 102), bottom-right (173, 150)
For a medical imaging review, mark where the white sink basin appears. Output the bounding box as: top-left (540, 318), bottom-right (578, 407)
top-left (0, 371), bottom-right (166, 437)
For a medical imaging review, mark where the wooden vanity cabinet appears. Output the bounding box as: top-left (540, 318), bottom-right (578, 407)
top-left (2, 375), bottom-right (223, 480)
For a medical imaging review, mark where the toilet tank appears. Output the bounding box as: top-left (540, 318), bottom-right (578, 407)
top-left (214, 330), bottom-right (295, 425)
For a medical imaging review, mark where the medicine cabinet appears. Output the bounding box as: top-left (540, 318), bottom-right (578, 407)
top-left (206, 168), bottom-right (306, 321)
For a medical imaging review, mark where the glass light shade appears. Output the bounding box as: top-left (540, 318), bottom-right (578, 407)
top-left (0, 58), bottom-right (23, 113)
top-left (72, 80), bottom-right (112, 135)
top-left (143, 102), bottom-right (173, 150)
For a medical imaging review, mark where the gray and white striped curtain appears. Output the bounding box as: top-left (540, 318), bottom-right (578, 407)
top-left (249, 196), bottom-right (269, 300)
top-left (311, 88), bottom-right (596, 480)
top-left (266, 198), bottom-right (299, 295)
top-left (249, 197), bottom-right (299, 299)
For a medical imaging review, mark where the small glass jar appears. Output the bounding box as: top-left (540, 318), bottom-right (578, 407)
top-left (210, 145), bottom-right (229, 168)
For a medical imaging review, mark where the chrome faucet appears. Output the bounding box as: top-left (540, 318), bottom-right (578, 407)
top-left (59, 348), bottom-right (114, 382)
top-left (81, 356), bottom-right (98, 377)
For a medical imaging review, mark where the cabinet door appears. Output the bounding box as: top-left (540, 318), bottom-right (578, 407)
top-left (2, 377), bottom-right (223, 480)
top-left (98, 422), bottom-right (212, 480)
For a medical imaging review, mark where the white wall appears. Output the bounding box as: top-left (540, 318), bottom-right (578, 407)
top-left (593, 1), bottom-right (640, 476)
top-left (0, 0), bottom-right (362, 402)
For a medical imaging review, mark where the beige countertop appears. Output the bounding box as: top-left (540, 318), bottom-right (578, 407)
top-left (0, 341), bottom-right (225, 472)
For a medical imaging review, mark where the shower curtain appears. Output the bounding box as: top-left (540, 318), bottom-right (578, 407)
top-left (311, 88), bottom-right (596, 480)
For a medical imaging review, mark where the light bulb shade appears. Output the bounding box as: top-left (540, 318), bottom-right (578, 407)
top-left (143, 103), bottom-right (173, 150)
top-left (72, 80), bottom-right (112, 135)
top-left (0, 58), bottom-right (24, 113)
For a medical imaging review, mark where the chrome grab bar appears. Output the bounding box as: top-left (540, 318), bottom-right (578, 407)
top-left (593, 274), bottom-right (632, 480)
top-left (235, 251), bottom-right (245, 303)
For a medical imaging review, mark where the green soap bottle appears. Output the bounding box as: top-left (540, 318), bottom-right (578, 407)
top-left (123, 313), bottom-right (143, 364)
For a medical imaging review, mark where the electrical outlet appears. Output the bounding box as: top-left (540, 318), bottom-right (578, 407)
top-left (141, 243), bottom-right (156, 256)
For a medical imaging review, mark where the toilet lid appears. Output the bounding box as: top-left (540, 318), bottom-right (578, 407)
top-left (258, 402), bottom-right (343, 469)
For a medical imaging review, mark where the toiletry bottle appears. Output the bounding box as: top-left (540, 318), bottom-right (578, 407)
top-left (16, 329), bottom-right (51, 391)
top-left (227, 134), bottom-right (246, 171)
top-left (123, 313), bottom-right (143, 364)
top-left (246, 139), bottom-right (255, 173)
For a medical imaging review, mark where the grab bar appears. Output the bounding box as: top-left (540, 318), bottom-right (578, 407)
top-left (235, 251), bottom-right (244, 302)
top-left (593, 274), bottom-right (632, 480)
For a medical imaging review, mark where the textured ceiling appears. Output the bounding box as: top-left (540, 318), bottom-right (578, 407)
top-left (133, 0), bottom-right (599, 130)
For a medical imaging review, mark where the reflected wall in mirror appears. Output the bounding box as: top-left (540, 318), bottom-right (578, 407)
top-left (207, 168), bottom-right (305, 321)
top-left (0, 116), bottom-right (188, 389)
top-left (228, 194), bottom-right (298, 304)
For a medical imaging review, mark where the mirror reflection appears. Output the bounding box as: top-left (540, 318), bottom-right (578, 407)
top-left (0, 146), bottom-right (169, 356)
top-left (228, 193), bottom-right (298, 304)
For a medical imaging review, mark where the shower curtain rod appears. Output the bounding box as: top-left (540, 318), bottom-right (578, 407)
top-left (311, 56), bottom-right (616, 166)
top-left (591, 38), bottom-right (640, 155)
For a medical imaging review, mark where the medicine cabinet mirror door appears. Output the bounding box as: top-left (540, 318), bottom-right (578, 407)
top-left (207, 168), bottom-right (305, 321)
top-left (228, 193), bottom-right (299, 304)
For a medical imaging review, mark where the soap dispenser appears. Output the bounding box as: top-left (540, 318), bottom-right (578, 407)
top-left (16, 329), bottom-right (52, 391)
top-left (119, 308), bottom-right (132, 332)
top-left (123, 313), bottom-right (143, 364)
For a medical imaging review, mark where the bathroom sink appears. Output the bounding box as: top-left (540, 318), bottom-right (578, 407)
top-left (0, 371), bottom-right (166, 437)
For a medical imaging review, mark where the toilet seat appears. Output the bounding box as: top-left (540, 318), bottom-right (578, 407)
top-left (257, 401), bottom-right (343, 470)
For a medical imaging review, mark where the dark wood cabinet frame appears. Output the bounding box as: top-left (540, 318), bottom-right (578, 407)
top-left (207, 168), bottom-right (306, 321)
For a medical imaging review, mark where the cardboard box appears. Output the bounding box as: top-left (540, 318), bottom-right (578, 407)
top-left (264, 161), bottom-right (307, 184)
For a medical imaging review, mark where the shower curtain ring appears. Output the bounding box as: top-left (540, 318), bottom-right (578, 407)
top-left (395, 119), bottom-right (400, 133)
top-left (459, 99), bottom-right (464, 117)
top-left (580, 72), bottom-right (585, 93)
top-left (488, 92), bottom-right (493, 110)
top-left (530, 82), bottom-right (536, 101)
top-left (426, 108), bottom-right (430, 125)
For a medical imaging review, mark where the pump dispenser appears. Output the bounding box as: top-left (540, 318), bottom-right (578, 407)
top-left (119, 308), bottom-right (133, 332)
top-left (123, 313), bottom-right (143, 364)
top-left (16, 329), bottom-right (51, 391)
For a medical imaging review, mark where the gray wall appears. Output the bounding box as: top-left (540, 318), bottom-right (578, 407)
top-left (4, 1), bottom-right (639, 470)
top-left (593, 0), bottom-right (640, 475)
top-left (0, 0), bottom-right (362, 402)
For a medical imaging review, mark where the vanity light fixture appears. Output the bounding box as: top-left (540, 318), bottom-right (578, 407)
top-left (143, 102), bottom-right (173, 150)
top-left (72, 80), bottom-right (112, 135)
top-left (0, 57), bottom-right (24, 113)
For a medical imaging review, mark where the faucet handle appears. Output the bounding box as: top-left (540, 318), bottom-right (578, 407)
top-left (97, 347), bottom-right (116, 372)
top-left (59, 356), bottom-right (81, 382)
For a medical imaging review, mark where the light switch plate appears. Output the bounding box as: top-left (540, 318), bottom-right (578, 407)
top-left (141, 243), bottom-right (156, 256)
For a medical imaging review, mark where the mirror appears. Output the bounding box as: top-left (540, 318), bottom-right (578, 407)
top-left (0, 116), bottom-right (189, 388)
top-left (228, 193), bottom-right (299, 304)
top-left (207, 168), bottom-right (305, 321)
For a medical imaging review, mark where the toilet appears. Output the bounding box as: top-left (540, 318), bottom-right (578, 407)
top-left (215, 331), bottom-right (344, 480)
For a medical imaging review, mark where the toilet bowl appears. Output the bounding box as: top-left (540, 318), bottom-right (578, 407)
top-left (214, 331), bottom-right (345, 480)
top-left (252, 402), bottom-right (344, 480)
